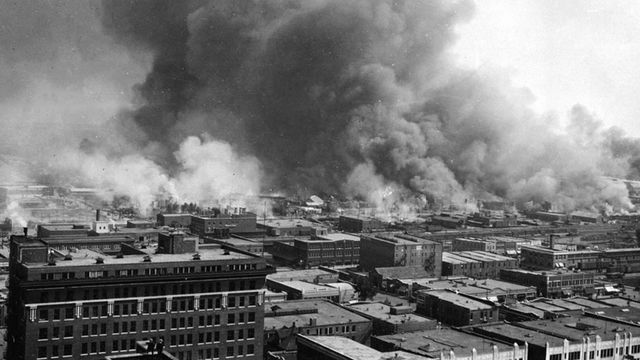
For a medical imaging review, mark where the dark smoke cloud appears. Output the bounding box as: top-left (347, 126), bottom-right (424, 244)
top-left (94, 0), bottom-right (640, 212)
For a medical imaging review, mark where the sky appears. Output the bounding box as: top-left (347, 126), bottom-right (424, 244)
top-left (453, 0), bottom-right (640, 136)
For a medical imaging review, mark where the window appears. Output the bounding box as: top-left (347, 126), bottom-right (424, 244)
top-left (248, 312), bottom-right (255, 322)
top-left (228, 313), bottom-right (235, 324)
top-left (550, 355), bottom-right (562, 360)
top-left (64, 325), bottom-right (73, 338)
top-left (38, 346), bottom-right (47, 359)
top-left (602, 349), bottom-right (614, 358)
top-left (248, 328), bottom-right (255, 339)
top-left (63, 344), bottom-right (72, 356)
top-left (81, 343), bottom-right (88, 354)
top-left (227, 330), bottom-right (234, 340)
top-left (38, 309), bottom-right (48, 321)
top-left (227, 346), bottom-right (234, 357)
top-left (247, 344), bottom-right (254, 355)
top-left (569, 352), bottom-right (580, 360)
top-left (38, 328), bottom-right (48, 340)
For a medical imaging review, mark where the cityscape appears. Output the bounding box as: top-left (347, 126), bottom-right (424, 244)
top-left (5, 1), bottom-right (640, 360)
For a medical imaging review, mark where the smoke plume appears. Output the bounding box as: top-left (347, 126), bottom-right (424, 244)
top-left (3, 0), bottom-right (640, 217)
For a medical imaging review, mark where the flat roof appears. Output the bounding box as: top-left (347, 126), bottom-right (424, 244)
top-left (268, 268), bottom-right (335, 281)
top-left (258, 218), bottom-right (322, 228)
top-left (314, 233), bottom-right (361, 241)
top-left (274, 280), bottom-right (339, 294)
top-left (442, 252), bottom-right (480, 264)
top-left (456, 251), bottom-right (514, 262)
top-left (421, 291), bottom-right (493, 310)
top-left (374, 328), bottom-right (513, 357)
top-left (587, 307), bottom-right (640, 323)
top-left (347, 302), bottom-right (435, 325)
top-left (365, 232), bottom-right (439, 246)
top-left (564, 298), bottom-right (611, 309)
top-left (475, 323), bottom-right (566, 347)
top-left (296, 336), bottom-right (383, 360)
top-left (23, 245), bottom-right (254, 268)
top-left (503, 303), bottom-right (545, 318)
top-left (516, 315), bottom-right (639, 341)
top-left (264, 300), bottom-right (369, 330)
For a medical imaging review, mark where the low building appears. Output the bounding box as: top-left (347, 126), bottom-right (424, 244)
top-left (266, 280), bottom-right (341, 302)
top-left (442, 251), bottom-right (517, 279)
top-left (371, 266), bottom-right (434, 295)
top-left (430, 216), bottom-right (465, 229)
top-left (412, 278), bottom-right (536, 303)
top-left (416, 290), bottom-right (498, 326)
top-left (264, 300), bottom-right (372, 359)
top-left (296, 335), bottom-right (427, 360)
top-left (452, 238), bottom-right (497, 252)
top-left (346, 302), bottom-right (437, 335)
top-left (258, 219), bottom-right (328, 237)
top-left (268, 268), bottom-right (339, 284)
top-left (155, 214), bottom-right (192, 229)
top-left (500, 268), bottom-right (595, 298)
top-left (339, 216), bottom-right (385, 233)
top-left (371, 328), bottom-right (528, 360)
top-left (126, 220), bottom-right (155, 229)
top-left (203, 236), bottom-right (264, 254)
top-left (471, 313), bottom-right (640, 360)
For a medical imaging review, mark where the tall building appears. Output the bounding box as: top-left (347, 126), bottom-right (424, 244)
top-left (7, 231), bottom-right (273, 360)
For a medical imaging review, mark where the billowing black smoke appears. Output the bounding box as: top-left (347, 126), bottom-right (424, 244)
top-left (99, 0), bottom-right (640, 212)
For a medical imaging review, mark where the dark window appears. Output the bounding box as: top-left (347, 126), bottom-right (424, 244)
top-left (227, 346), bottom-right (234, 357)
top-left (63, 344), bottom-right (72, 356)
top-left (38, 328), bottom-right (48, 340)
top-left (38, 346), bottom-right (46, 358)
top-left (64, 325), bottom-right (73, 338)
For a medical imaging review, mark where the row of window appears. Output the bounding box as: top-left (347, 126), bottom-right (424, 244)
top-left (549, 346), bottom-right (640, 360)
top-left (36, 296), bottom-right (257, 321)
top-left (38, 312), bottom-right (256, 340)
top-left (38, 280), bottom-right (258, 302)
top-left (37, 263), bottom-right (259, 281)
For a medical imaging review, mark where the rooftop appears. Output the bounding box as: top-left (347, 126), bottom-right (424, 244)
top-left (273, 280), bottom-right (340, 294)
top-left (421, 290), bottom-right (493, 311)
top-left (374, 328), bottom-right (513, 357)
top-left (268, 268), bottom-right (336, 281)
top-left (442, 252), bottom-right (480, 264)
top-left (375, 266), bottom-right (433, 280)
top-left (474, 323), bottom-right (566, 347)
top-left (347, 302), bottom-right (436, 325)
top-left (517, 314), bottom-right (640, 342)
top-left (259, 218), bottom-right (322, 229)
top-left (297, 335), bottom-right (424, 360)
top-left (22, 244), bottom-right (255, 268)
top-left (313, 233), bottom-right (361, 242)
top-left (455, 251), bottom-right (514, 262)
top-left (264, 299), bottom-right (369, 329)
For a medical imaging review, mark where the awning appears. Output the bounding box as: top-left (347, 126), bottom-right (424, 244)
top-left (562, 289), bottom-right (573, 296)
top-left (604, 285), bottom-right (620, 293)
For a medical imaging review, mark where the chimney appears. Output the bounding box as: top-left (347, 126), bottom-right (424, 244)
top-left (23, 227), bottom-right (28, 236)
top-left (549, 234), bottom-right (554, 250)
top-left (96, 209), bottom-right (101, 222)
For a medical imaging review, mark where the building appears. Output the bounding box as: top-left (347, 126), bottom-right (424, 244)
top-left (345, 302), bottom-right (437, 335)
top-left (441, 251), bottom-right (518, 279)
top-left (371, 328), bottom-right (528, 360)
top-left (452, 238), bottom-right (497, 252)
top-left (416, 290), bottom-right (498, 326)
top-left (258, 219), bottom-right (328, 237)
top-left (338, 216), bottom-right (385, 233)
top-left (263, 299), bottom-right (371, 359)
top-left (7, 232), bottom-right (273, 360)
top-left (156, 214), bottom-right (192, 229)
top-left (296, 335), bottom-right (427, 360)
top-left (268, 269), bottom-right (339, 284)
top-left (412, 278), bottom-right (536, 303)
top-left (270, 236), bottom-right (360, 267)
top-left (190, 212), bottom-right (261, 238)
top-left (203, 236), bottom-right (264, 255)
top-left (520, 246), bottom-right (640, 272)
top-left (430, 216), bottom-right (465, 229)
top-left (266, 280), bottom-right (341, 302)
top-left (500, 268), bottom-right (596, 298)
top-left (470, 313), bottom-right (640, 360)
top-left (359, 233), bottom-right (442, 276)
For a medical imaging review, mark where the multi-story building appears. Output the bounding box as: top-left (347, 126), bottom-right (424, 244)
top-left (338, 216), bottom-right (385, 233)
top-left (416, 290), bottom-right (498, 326)
top-left (441, 251), bottom-right (518, 279)
top-left (7, 232), bottom-right (273, 360)
top-left (359, 233), bottom-right (442, 276)
top-left (520, 246), bottom-right (640, 272)
top-left (190, 213), bottom-right (261, 238)
top-left (500, 268), bottom-right (595, 298)
top-left (156, 214), bottom-right (192, 229)
top-left (263, 299), bottom-right (371, 359)
top-left (270, 235), bottom-right (360, 267)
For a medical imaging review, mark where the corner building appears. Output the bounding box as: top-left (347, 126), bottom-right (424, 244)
top-left (7, 232), bottom-right (273, 360)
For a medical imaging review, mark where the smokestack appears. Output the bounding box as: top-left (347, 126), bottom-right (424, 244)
top-left (549, 234), bottom-right (554, 250)
top-left (96, 209), bottom-right (100, 222)
top-left (23, 227), bottom-right (28, 236)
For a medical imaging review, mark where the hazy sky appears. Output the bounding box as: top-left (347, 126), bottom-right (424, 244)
top-left (454, 0), bottom-right (640, 136)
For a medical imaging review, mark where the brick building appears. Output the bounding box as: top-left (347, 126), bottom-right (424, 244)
top-left (270, 235), bottom-right (360, 267)
top-left (500, 268), bottom-right (595, 298)
top-left (7, 232), bottom-right (273, 360)
top-left (359, 233), bottom-right (442, 276)
top-left (416, 290), bottom-right (498, 326)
